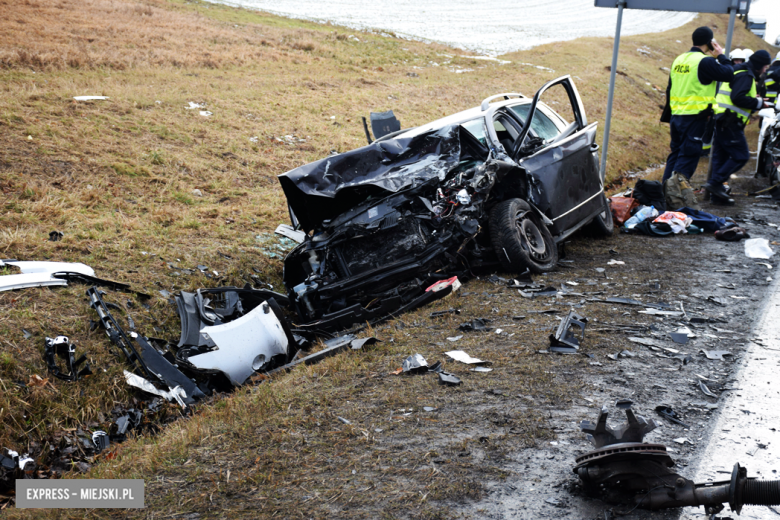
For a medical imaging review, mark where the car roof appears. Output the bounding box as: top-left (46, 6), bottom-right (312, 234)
top-left (397, 98), bottom-right (533, 138)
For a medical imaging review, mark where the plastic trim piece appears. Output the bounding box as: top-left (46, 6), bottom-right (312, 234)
top-left (187, 301), bottom-right (289, 386)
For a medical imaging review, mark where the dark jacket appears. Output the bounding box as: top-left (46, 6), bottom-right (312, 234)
top-left (729, 63), bottom-right (763, 111)
top-left (662, 48), bottom-right (734, 122)
top-left (766, 62), bottom-right (780, 93)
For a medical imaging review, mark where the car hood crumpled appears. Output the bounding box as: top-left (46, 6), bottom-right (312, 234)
top-left (278, 125), bottom-right (462, 232)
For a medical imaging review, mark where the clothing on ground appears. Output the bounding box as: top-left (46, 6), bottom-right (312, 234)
top-left (678, 207), bottom-right (733, 232)
top-left (633, 180), bottom-right (666, 212)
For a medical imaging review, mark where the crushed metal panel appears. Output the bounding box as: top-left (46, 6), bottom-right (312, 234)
top-left (278, 125), bottom-right (462, 232)
top-left (187, 301), bottom-right (289, 386)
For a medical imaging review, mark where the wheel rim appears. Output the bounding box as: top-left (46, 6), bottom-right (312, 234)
top-left (515, 212), bottom-right (549, 262)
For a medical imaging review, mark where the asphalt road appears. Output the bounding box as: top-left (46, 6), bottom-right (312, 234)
top-left (679, 275), bottom-right (780, 520)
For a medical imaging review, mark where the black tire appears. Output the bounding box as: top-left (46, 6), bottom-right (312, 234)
top-left (490, 198), bottom-right (558, 274)
top-left (587, 193), bottom-right (614, 236)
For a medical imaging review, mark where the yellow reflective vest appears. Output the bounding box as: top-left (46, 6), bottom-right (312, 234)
top-left (669, 52), bottom-right (717, 115)
top-left (713, 69), bottom-right (757, 124)
top-left (766, 76), bottom-right (777, 101)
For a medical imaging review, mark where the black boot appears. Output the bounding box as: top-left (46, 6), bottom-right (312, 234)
top-left (704, 183), bottom-right (735, 205)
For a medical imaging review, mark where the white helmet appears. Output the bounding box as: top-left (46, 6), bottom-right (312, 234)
top-left (730, 48), bottom-right (745, 61)
top-left (743, 48), bottom-right (754, 60)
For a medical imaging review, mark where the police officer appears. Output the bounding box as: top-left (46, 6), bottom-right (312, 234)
top-left (765, 52), bottom-right (780, 105)
top-left (662, 27), bottom-right (733, 188)
top-left (707, 50), bottom-right (774, 204)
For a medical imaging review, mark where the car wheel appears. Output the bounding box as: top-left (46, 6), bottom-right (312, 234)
top-left (588, 193), bottom-right (614, 236)
top-left (490, 198), bottom-right (558, 274)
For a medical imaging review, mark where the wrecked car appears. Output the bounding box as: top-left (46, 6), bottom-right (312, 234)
top-left (278, 76), bottom-right (613, 332)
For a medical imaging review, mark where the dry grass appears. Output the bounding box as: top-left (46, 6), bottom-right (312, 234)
top-left (0, 0), bottom-right (777, 516)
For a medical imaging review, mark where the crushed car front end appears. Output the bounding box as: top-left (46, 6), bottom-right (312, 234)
top-left (278, 76), bottom-right (609, 332)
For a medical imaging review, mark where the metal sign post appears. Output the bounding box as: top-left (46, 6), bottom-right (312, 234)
top-left (599, 0), bottom-right (626, 180)
top-left (594, 0), bottom-right (751, 179)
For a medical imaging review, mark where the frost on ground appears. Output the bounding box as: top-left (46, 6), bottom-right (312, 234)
top-left (209, 0), bottom-right (695, 55)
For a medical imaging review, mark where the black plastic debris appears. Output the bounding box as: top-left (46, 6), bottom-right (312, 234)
top-left (655, 405), bottom-right (691, 428)
top-left (87, 287), bottom-right (204, 406)
top-left (706, 295), bottom-right (728, 306)
top-left (0, 453), bottom-right (15, 471)
top-left (549, 311), bottom-right (587, 353)
top-left (593, 297), bottom-right (671, 311)
top-left (48, 230), bottom-right (63, 242)
top-left (689, 316), bottom-right (725, 324)
top-left (266, 335), bottom-right (378, 376)
top-left (52, 272), bottom-right (143, 296)
top-left (112, 410), bottom-right (143, 442)
top-left (486, 275), bottom-right (509, 285)
top-left (438, 372), bottom-right (461, 386)
top-left (427, 360), bottom-right (444, 373)
top-left (673, 353), bottom-right (693, 364)
top-left (507, 278), bottom-right (535, 290)
top-left (402, 353), bottom-right (429, 373)
top-left (430, 309), bottom-right (461, 318)
top-left (520, 286), bottom-right (559, 298)
top-left (43, 336), bottom-right (92, 382)
top-left (459, 318), bottom-right (492, 332)
top-left (699, 381), bottom-right (717, 397)
top-left (91, 431), bottom-right (109, 453)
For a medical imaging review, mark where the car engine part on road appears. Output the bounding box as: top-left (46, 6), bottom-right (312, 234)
top-left (574, 401), bottom-right (780, 515)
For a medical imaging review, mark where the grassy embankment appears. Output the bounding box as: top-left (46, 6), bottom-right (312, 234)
top-left (0, 0), bottom-right (776, 516)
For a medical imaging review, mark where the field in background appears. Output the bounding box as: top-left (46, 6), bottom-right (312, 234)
top-left (0, 0), bottom-right (776, 516)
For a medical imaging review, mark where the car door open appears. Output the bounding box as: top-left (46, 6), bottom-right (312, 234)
top-left (514, 75), bottom-right (604, 238)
